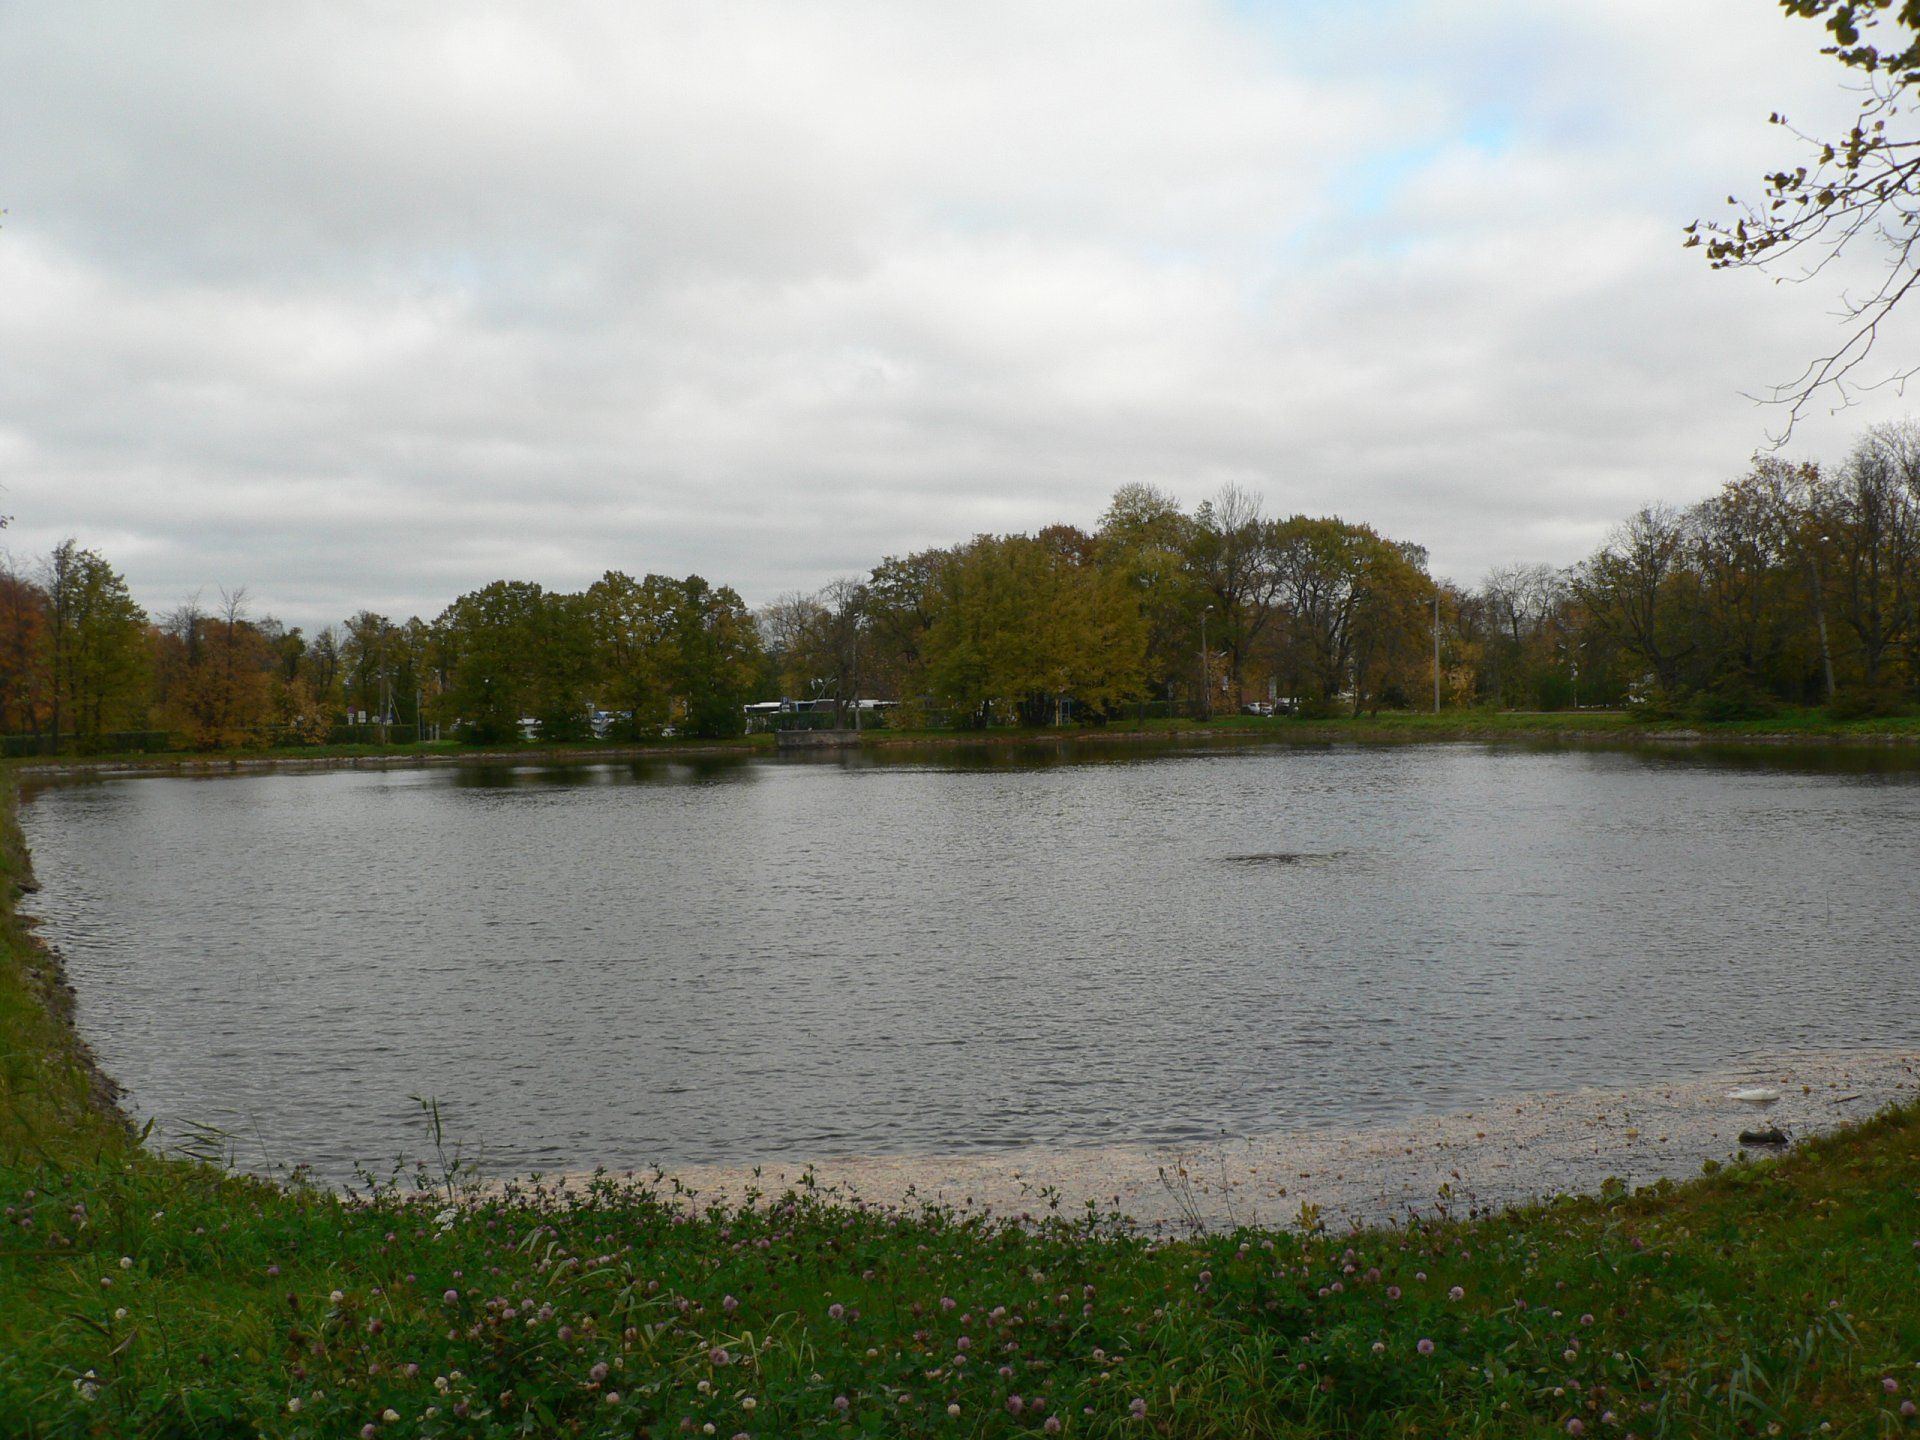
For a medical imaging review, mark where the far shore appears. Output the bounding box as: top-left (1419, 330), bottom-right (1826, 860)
top-left (13, 707), bottom-right (1920, 780)
top-left (536, 1047), bottom-right (1920, 1234)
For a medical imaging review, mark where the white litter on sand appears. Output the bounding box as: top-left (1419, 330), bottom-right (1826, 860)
top-left (568, 1048), bottom-right (1919, 1234)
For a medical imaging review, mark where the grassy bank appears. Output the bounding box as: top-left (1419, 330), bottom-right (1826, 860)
top-left (4, 788), bottom-right (1920, 1437)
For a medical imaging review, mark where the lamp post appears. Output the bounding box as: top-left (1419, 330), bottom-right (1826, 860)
top-left (1200, 605), bottom-right (1214, 721)
top-left (1558, 639), bottom-right (1586, 711)
top-left (851, 618), bottom-right (863, 733)
top-left (1432, 593), bottom-right (1441, 714)
top-left (1809, 533), bottom-right (1836, 703)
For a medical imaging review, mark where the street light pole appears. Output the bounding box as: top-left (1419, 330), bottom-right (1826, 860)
top-left (1432, 593), bottom-right (1441, 714)
top-left (1200, 605), bottom-right (1213, 721)
top-left (1809, 533), bottom-right (1836, 703)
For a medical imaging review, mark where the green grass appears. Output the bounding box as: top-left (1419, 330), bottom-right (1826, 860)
top-left (0, 783), bottom-right (129, 1169)
top-left (3, 787), bottom-right (1920, 1437)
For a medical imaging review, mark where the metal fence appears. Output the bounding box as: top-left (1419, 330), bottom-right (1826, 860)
top-left (0, 730), bottom-right (174, 758)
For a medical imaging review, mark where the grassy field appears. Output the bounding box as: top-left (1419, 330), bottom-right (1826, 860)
top-left (3, 783), bottom-right (1919, 1437)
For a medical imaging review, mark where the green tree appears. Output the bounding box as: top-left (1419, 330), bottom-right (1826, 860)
top-left (530, 590), bottom-right (598, 741)
top-left (924, 533), bottom-right (1146, 725)
top-left (341, 610), bottom-right (396, 723)
top-left (861, 548), bottom-right (953, 715)
top-left (671, 576), bottom-right (762, 737)
top-left (42, 540), bottom-right (148, 751)
top-left (436, 581), bottom-right (547, 743)
top-left (1098, 484), bottom-right (1203, 713)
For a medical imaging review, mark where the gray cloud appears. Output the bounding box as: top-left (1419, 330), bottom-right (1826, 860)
top-left (3, 0), bottom-right (1913, 630)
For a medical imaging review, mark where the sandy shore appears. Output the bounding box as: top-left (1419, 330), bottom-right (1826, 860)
top-left (566, 1048), bottom-right (1919, 1233)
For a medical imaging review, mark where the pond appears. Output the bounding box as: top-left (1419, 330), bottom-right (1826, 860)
top-left (20, 740), bottom-right (1920, 1182)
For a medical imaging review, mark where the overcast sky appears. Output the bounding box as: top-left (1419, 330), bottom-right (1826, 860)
top-left (3, 0), bottom-right (1914, 631)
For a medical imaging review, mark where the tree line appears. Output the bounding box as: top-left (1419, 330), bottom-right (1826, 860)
top-left (7, 421), bottom-right (1920, 751)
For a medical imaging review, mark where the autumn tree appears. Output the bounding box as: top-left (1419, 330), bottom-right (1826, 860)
top-left (1260, 519), bottom-right (1434, 715)
top-left (1349, 539), bottom-right (1439, 714)
top-left (1574, 506), bottom-right (1701, 702)
top-left (0, 558), bottom-right (48, 737)
top-left (156, 588), bottom-right (277, 749)
top-left (1684, 462), bottom-right (1811, 704)
top-left (923, 532), bottom-right (1146, 725)
top-left (1820, 422), bottom-right (1919, 693)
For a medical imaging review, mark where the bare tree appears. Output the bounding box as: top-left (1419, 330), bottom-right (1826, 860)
top-left (1190, 483), bottom-right (1285, 700)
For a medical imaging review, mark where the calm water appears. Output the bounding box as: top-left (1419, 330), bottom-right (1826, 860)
top-left (20, 742), bottom-right (1920, 1180)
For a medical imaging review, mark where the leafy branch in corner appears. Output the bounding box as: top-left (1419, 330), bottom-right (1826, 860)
top-left (1689, 1), bottom-right (1920, 438)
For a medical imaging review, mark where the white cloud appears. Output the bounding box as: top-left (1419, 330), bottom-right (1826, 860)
top-left (3, 0), bottom-right (1912, 627)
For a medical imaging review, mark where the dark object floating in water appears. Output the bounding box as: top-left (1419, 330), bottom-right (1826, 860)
top-left (1223, 851), bottom-right (1348, 866)
top-left (1739, 1127), bottom-right (1790, 1147)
